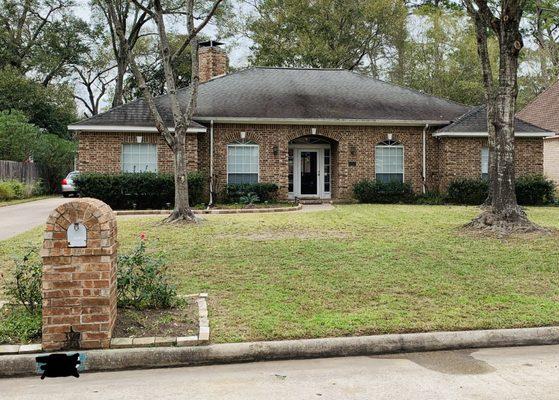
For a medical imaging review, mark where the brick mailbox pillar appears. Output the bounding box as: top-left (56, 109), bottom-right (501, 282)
top-left (40, 198), bottom-right (117, 351)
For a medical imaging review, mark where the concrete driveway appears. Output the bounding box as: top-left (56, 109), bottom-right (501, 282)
top-left (2, 345), bottom-right (559, 399)
top-left (0, 197), bottom-right (70, 241)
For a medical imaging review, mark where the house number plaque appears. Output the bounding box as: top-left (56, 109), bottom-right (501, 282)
top-left (67, 223), bottom-right (87, 248)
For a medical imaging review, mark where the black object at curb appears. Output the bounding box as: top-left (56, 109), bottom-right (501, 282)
top-left (1, 326), bottom-right (559, 378)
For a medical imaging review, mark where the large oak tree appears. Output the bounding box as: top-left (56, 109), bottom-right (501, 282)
top-left (463, 0), bottom-right (543, 233)
top-left (105, 0), bottom-right (223, 223)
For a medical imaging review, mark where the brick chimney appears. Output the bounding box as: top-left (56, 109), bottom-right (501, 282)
top-left (199, 40), bottom-right (228, 83)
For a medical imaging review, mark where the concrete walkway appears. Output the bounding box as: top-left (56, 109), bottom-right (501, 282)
top-left (0, 197), bottom-right (70, 241)
top-left (2, 345), bottom-right (559, 399)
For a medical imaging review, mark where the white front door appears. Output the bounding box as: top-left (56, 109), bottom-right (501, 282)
top-left (290, 145), bottom-right (331, 199)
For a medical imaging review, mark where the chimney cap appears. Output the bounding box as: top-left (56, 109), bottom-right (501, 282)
top-left (199, 40), bottom-right (225, 48)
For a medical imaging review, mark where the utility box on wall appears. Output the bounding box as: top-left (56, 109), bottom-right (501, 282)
top-left (40, 198), bottom-right (118, 351)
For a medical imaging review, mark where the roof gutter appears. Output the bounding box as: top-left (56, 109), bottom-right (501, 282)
top-left (432, 131), bottom-right (552, 138)
top-left (67, 125), bottom-right (207, 133)
top-left (192, 117), bottom-right (452, 127)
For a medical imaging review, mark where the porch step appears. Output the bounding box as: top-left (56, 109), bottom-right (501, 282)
top-left (298, 199), bottom-right (326, 205)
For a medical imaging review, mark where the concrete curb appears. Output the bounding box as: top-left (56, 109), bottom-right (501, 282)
top-left (2, 326), bottom-right (559, 377)
top-left (114, 204), bottom-right (302, 216)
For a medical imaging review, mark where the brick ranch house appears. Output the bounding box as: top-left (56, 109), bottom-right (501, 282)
top-left (69, 42), bottom-right (553, 202)
top-left (517, 79), bottom-right (559, 185)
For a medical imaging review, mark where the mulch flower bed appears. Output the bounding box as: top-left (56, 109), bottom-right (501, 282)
top-left (113, 298), bottom-right (198, 338)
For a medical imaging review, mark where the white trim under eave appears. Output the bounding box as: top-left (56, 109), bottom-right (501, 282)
top-left (192, 117), bottom-right (452, 127)
top-left (67, 125), bottom-right (207, 133)
top-left (432, 131), bottom-right (553, 138)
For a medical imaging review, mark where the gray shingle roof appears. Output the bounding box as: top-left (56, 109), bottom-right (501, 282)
top-left (517, 79), bottom-right (559, 133)
top-left (435, 105), bottom-right (551, 134)
top-left (70, 67), bottom-right (470, 128)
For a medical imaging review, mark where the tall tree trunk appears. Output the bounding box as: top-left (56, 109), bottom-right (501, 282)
top-left (112, 52), bottom-right (127, 107)
top-left (491, 19), bottom-right (521, 219)
top-left (169, 130), bottom-right (196, 221)
top-left (464, 0), bottom-right (544, 234)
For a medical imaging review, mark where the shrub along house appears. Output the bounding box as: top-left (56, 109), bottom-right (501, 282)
top-left (69, 42), bottom-right (552, 203)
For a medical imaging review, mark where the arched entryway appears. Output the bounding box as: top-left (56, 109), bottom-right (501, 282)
top-left (288, 135), bottom-right (338, 199)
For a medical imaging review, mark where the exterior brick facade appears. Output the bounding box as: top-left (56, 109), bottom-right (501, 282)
top-left (40, 198), bottom-right (117, 351)
top-left (77, 132), bottom-right (200, 174)
top-left (437, 137), bottom-right (543, 190)
top-left (77, 125), bottom-right (544, 201)
top-left (544, 138), bottom-right (559, 185)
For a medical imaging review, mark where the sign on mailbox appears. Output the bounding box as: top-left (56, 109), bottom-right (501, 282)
top-left (67, 223), bottom-right (87, 247)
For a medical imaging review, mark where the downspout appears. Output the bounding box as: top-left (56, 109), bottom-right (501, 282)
top-left (422, 123), bottom-right (429, 194)
top-left (208, 120), bottom-right (215, 208)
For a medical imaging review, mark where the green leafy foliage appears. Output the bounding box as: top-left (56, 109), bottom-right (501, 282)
top-left (0, 182), bottom-right (14, 200)
top-left (74, 172), bottom-right (205, 210)
top-left (32, 133), bottom-right (76, 193)
top-left (223, 183), bottom-right (279, 203)
top-left (0, 110), bottom-right (75, 194)
top-left (0, 110), bottom-right (40, 161)
top-left (396, 6), bottom-right (498, 106)
top-left (0, 67), bottom-right (77, 139)
top-left (445, 178), bottom-right (489, 205)
top-left (0, 180), bottom-right (39, 200)
top-left (415, 191), bottom-right (445, 205)
top-left (445, 175), bottom-right (556, 206)
top-left (353, 180), bottom-right (415, 204)
top-left (117, 237), bottom-right (177, 310)
top-left (247, 0), bottom-right (407, 74)
top-left (239, 192), bottom-right (260, 205)
top-left (515, 175), bottom-right (556, 206)
top-left (0, 306), bottom-right (42, 344)
top-left (2, 248), bottom-right (42, 315)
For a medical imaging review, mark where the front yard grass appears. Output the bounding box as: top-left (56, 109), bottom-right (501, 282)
top-left (1, 204), bottom-right (559, 343)
top-left (0, 195), bottom-right (53, 208)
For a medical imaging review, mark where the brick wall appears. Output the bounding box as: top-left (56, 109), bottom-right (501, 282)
top-left (199, 46), bottom-right (228, 83)
top-left (544, 138), bottom-right (559, 185)
top-left (206, 124), bottom-right (435, 199)
top-left (40, 198), bottom-right (117, 351)
top-left (77, 132), bottom-right (200, 173)
top-left (77, 126), bottom-right (545, 201)
top-left (437, 137), bottom-right (544, 190)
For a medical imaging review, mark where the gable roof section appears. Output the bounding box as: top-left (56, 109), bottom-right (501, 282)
top-left (434, 106), bottom-right (552, 137)
top-left (69, 67), bottom-right (470, 131)
top-left (517, 79), bottom-right (559, 136)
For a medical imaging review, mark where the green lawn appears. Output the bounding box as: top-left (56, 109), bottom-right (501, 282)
top-left (1, 204), bottom-right (559, 343)
top-left (0, 195), bottom-right (53, 207)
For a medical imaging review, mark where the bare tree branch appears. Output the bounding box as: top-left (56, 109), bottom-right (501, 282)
top-left (172, 0), bottom-right (224, 62)
top-left (106, 0), bottom-right (175, 146)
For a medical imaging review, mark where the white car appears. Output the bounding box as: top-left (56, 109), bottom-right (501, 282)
top-left (61, 171), bottom-right (79, 197)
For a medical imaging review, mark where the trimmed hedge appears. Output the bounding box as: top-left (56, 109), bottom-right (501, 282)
top-left (352, 175), bottom-right (556, 206)
top-left (446, 175), bottom-right (556, 206)
top-left (446, 178), bottom-right (489, 205)
top-left (222, 183), bottom-right (279, 203)
top-left (515, 175), bottom-right (556, 206)
top-left (74, 172), bottom-right (205, 210)
top-left (353, 180), bottom-right (415, 204)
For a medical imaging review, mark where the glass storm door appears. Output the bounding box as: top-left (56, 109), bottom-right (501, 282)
top-left (300, 151), bottom-right (318, 195)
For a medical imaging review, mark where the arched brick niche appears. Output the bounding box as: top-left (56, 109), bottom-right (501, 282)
top-left (40, 198), bottom-right (118, 351)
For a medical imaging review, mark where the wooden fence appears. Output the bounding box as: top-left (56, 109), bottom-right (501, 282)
top-left (0, 160), bottom-right (41, 184)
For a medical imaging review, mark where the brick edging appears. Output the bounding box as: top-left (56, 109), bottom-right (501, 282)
top-left (0, 294), bottom-right (210, 355)
top-left (115, 204), bottom-right (303, 216)
top-left (110, 293), bottom-right (209, 349)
